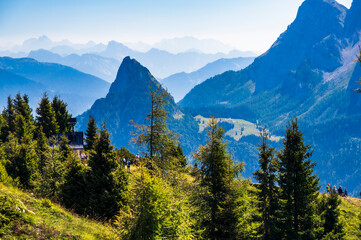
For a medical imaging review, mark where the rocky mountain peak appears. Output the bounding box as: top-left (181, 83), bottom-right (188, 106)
top-left (107, 56), bottom-right (158, 96)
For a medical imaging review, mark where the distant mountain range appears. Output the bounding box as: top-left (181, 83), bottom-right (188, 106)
top-left (95, 41), bottom-right (249, 78)
top-left (1, 35), bottom-right (256, 56)
top-left (161, 57), bottom-right (255, 102)
top-left (26, 42), bottom-right (251, 80)
top-left (28, 49), bottom-right (121, 82)
top-left (180, 0), bottom-right (361, 196)
top-left (0, 57), bottom-right (110, 115)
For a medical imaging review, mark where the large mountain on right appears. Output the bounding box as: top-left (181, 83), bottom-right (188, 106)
top-left (180, 0), bottom-right (361, 196)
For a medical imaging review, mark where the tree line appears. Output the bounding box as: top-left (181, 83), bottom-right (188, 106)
top-left (0, 85), bottom-right (351, 239)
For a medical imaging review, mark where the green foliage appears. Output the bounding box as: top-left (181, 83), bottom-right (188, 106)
top-left (36, 93), bottom-right (59, 138)
top-left (87, 122), bottom-right (128, 220)
top-left (277, 118), bottom-right (320, 240)
top-left (163, 142), bottom-right (187, 169)
top-left (322, 189), bottom-right (345, 239)
top-left (35, 125), bottom-right (49, 173)
top-left (14, 93), bottom-right (33, 125)
top-left (253, 128), bottom-right (278, 240)
top-left (0, 147), bottom-right (12, 184)
top-left (193, 117), bottom-right (244, 239)
top-left (52, 96), bottom-right (72, 133)
top-left (132, 83), bottom-right (179, 169)
top-left (0, 96), bottom-right (16, 141)
top-left (60, 156), bottom-right (89, 215)
top-left (116, 146), bottom-right (135, 162)
top-left (34, 137), bottom-right (68, 200)
top-left (116, 166), bottom-right (195, 240)
top-left (4, 132), bottom-right (38, 189)
top-left (84, 115), bottom-right (98, 151)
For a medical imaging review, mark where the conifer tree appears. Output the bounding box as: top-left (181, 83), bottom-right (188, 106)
top-left (277, 118), bottom-right (320, 240)
top-left (60, 156), bottom-right (89, 215)
top-left (87, 122), bottom-right (128, 219)
top-left (52, 96), bottom-right (72, 133)
top-left (36, 93), bottom-right (58, 138)
top-left (35, 126), bottom-right (49, 173)
top-left (322, 189), bottom-right (345, 239)
top-left (14, 94), bottom-right (33, 125)
top-left (58, 135), bottom-right (72, 162)
top-left (1, 96), bottom-right (16, 141)
top-left (84, 115), bottom-right (98, 151)
top-left (35, 138), bottom-right (66, 199)
top-left (4, 130), bottom-right (38, 189)
top-left (193, 118), bottom-right (243, 239)
top-left (132, 84), bottom-right (178, 169)
top-left (253, 128), bottom-right (278, 240)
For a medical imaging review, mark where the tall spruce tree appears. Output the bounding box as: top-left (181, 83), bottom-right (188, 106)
top-left (5, 120), bottom-right (38, 189)
top-left (14, 94), bottom-right (33, 125)
top-left (253, 128), bottom-right (278, 240)
top-left (87, 122), bottom-right (128, 219)
top-left (193, 118), bottom-right (243, 239)
top-left (277, 118), bottom-right (320, 240)
top-left (36, 93), bottom-right (58, 138)
top-left (52, 96), bottom-right (72, 133)
top-left (84, 115), bottom-right (98, 151)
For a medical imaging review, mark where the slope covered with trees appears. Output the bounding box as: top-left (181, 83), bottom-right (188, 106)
top-left (179, 0), bottom-right (361, 196)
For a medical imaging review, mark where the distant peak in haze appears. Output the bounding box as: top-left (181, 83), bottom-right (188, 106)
top-left (152, 36), bottom-right (254, 55)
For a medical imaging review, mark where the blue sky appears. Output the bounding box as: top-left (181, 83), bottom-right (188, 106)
top-left (0, 0), bottom-right (353, 52)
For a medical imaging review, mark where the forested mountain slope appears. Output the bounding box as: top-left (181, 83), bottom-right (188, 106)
top-left (180, 0), bottom-right (361, 196)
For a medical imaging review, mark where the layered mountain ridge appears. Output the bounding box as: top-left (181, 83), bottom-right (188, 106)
top-left (0, 57), bottom-right (110, 115)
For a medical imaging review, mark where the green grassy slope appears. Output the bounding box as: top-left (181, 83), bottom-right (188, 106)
top-left (0, 184), bottom-right (118, 240)
top-left (1, 176), bottom-right (360, 239)
top-left (340, 196), bottom-right (361, 239)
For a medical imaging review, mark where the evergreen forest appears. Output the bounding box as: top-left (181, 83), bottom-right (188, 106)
top-left (0, 83), bottom-right (360, 239)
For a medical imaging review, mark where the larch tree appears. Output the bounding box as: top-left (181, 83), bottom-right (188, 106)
top-left (193, 117), bottom-right (243, 239)
top-left (277, 118), bottom-right (320, 240)
top-left (132, 83), bottom-right (178, 169)
top-left (253, 128), bottom-right (278, 240)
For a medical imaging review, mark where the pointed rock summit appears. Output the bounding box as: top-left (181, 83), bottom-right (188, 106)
top-left (76, 57), bottom-right (194, 151)
top-left (108, 56), bottom-right (158, 96)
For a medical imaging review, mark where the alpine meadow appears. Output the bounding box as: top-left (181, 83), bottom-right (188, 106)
top-left (1, 0), bottom-right (361, 239)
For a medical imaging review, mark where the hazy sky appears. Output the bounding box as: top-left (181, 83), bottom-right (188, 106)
top-left (0, 0), bottom-right (353, 53)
